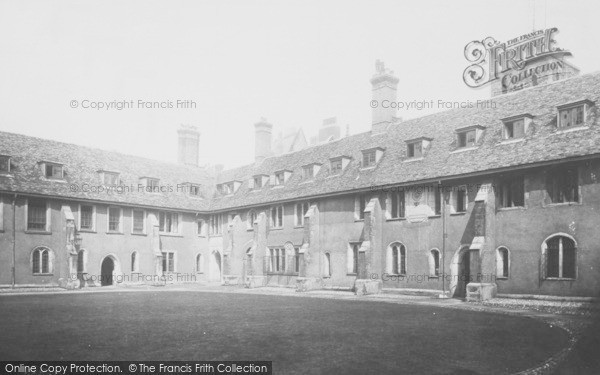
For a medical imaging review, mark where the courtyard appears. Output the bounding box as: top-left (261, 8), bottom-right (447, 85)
top-left (0, 288), bottom-right (583, 374)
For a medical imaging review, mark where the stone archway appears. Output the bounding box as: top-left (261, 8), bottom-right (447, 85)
top-left (100, 254), bottom-right (121, 286)
top-left (209, 250), bottom-right (222, 282)
top-left (449, 246), bottom-right (472, 298)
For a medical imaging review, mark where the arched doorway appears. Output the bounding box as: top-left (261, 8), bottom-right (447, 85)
top-left (450, 246), bottom-right (473, 298)
top-left (244, 248), bottom-right (254, 278)
top-left (100, 255), bottom-right (120, 286)
top-left (101, 257), bottom-right (115, 286)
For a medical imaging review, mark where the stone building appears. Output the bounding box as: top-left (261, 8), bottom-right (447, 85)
top-left (1, 62), bottom-right (599, 299)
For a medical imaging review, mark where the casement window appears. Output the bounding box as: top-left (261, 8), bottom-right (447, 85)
top-left (504, 119), bottom-right (525, 139)
top-left (32, 247), bottom-right (53, 275)
top-left (323, 252), bottom-right (331, 277)
top-left (387, 190), bottom-right (405, 219)
top-left (294, 202), bottom-right (310, 227)
top-left (274, 172), bottom-right (285, 186)
top-left (268, 248), bottom-right (286, 273)
top-left (496, 247), bottom-right (509, 278)
top-left (544, 235), bottom-right (576, 279)
top-left (388, 243), bottom-right (407, 275)
top-left (253, 176), bottom-right (263, 189)
top-left (159, 212), bottom-right (179, 234)
top-left (196, 219), bottom-right (206, 236)
top-left (102, 172), bottom-right (119, 186)
top-left (44, 163), bottom-right (64, 179)
top-left (429, 249), bottom-right (440, 277)
top-left (453, 186), bottom-right (468, 213)
top-left (195, 254), bottom-right (204, 273)
top-left (140, 178), bottom-right (160, 193)
top-left (348, 243), bottom-right (360, 274)
top-left (107, 207), bottom-right (122, 232)
top-left (362, 150), bottom-right (377, 168)
top-left (189, 184), bottom-right (202, 197)
top-left (27, 199), bottom-right (49, 231)
top-left (558, 104), bottom-right (585, 128)
top-left (546, 166), bottom-right (579, 204)
top-left (497, 176), bottom-right (525, 208)
top-left (77, 250), bottom-right (86, 273)
top-left (131, 251), bottom-right (139, 272)
top-left (270, 205), bottom-right (284, 228)
top-left (302, 165), bottom-right (313, 181)
top-left (132, 209), bottom-right (145, 234)
top-left (355, 194), bottom-right (370, 220)
top-left (458, 130), bottom-right (476, 148)
top-left (330, 158), bottom-right (343, 174)
top-left (78, 205), bottom-right (95, 231)
top-left (0, 155), bottom-right (10, 173)
top-left (209, 214), bottom-right (223, 235)
top-left (407, 142), bottom-right (423, 158)
top-left (161, 251), bottom-right (176, 273)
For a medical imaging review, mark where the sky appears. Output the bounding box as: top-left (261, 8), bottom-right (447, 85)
top-left (0, 0), bottom-right (599, 168)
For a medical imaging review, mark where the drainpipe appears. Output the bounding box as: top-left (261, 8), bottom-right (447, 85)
top-left (12, 194), bottom-right (17, 288)
top-left (440, 182), bottom-right (447, 298)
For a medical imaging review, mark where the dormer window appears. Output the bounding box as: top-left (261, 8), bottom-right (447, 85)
top-left (557, 100), bottom-right (593, 129)
top-left (330, 156), bottom-right (351, 175)
top-left (100, 171), bottom-right (119, 186)
top-left (253, 176), bottom-right (263, 189)
top-left (275, 172), bottom-right (285, 186)
top-left (42, 162), bottom-right (64, 179)
top-left (221, 182), bottom-right (234, 195)
top-left (250, 175), bottom-right (269, 190)
top-left (502, 114), bottom-right (532, 140)
top-left (455, 125), bottom-right (485, 149)
top-left (272, 170), bottom-right (291, 186)
top-left (405, 137), bottom-right (432, 159)
top-left (139, 177), bottom-right (160, 192)
top-left (361, 148), bottom-right (384, 168)
top-left (0, 155), bottom-right (10, 173)
top-left (188, 184), bottom-right (203, 197)
top-left (301, 164), bottom-right (321, 181)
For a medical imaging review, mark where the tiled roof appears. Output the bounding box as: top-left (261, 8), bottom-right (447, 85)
top-left (211, 72), bottom-right (600, 210)
top-left (2, 72), bottom-right (600, 213)
top-left (0, 132), bottom-right (214, 211)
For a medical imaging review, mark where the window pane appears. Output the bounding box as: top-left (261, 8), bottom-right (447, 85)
top-left (28, 200), bottom-right (47, 230)
top-left (41, 250), bottom-right (49, 273)
top-left (547, 246), bottom-right (560, 278)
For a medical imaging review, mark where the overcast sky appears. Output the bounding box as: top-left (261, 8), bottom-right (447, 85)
top-left (1, 0), bottom-right (599, 168)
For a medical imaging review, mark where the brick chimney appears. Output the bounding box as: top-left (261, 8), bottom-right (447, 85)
top-left (177, 125), bottom-right (200, 166)
top-left (370, 60), bottom-right (399, 134)
top-left (254, 118), bottom-right (273, 163)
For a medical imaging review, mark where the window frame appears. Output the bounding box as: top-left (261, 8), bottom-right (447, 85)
top-left (107, 206), bottom-right (123, 233)
top-left (429, 249), bottom-right (441, 277)
top-left (497, 175), bottom-right (525, 209)
top-left (387, 242), bottom-right (407, 276)
top-left (78, 204), bottom-right (96, 232)
top-left (270, 205), bottom-right (284, 229)
top-left (43, 162), bottom-right (65, 180)
top-left (543, 234), bottom-right (577, 280)
top-left (158, 211), bottom-right (180, 234)
top-left (131, 251), bottom-right (140, 273)
top-left (545, 166), bottom-right (580, 205)
top-left (347, 242), bottom-right (361, 275)
top-left (294, 202), bottom-right (310, 227)
top-left (495, 247), bottom-right (510, 279)
top-left (0, 155), bottom-right (11, 173)
top-left (25, 198), bottom-right (50, 232)
top-left (557, 102), bottom-right (588, 129)
top-left (131, 209), bottom-right (146, 235)
top-left (31, 246), bottom-right (54, 275)
top-left (161, 251), bottom-right (177, 274)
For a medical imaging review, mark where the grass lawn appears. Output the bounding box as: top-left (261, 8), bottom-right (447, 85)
top-left (0, 291), bottom-right (569, 374)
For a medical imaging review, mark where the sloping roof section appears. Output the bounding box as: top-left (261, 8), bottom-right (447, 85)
top-left (2, 72), bottom-right (600, 213)
top-left (0, 132), bottom-right (214, 211)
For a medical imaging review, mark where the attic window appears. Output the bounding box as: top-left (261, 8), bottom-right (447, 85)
top-left (361, 148), bottom-right (383, 168)
top-left (458, 130), bottom-right (476, 148)
top-left (253, 176), bottom-right (263, 189)
top-left (407, 142), bottom-right (422, 158)
top-left (301, 164), bottom-right (321, 181)
top-left (101, 171), bottom-right (119, 186)
top-left (44, 162), bottom-right (64, 179)
top-left (330, 158), bottom-right (343, 174)
top-left (0, 155), bottom-right (10, 173)
top-left (557, 100), bottom-right (593, 129)
top-left (140, 178), bottom-right (160, 192)
top-left (502, 114), bottom-right (532, 140)
top-left (274, 171), bottom-right (285, 186)
top-left (221, 182), bottom-right (234, 195)
top-left (189, 184), bottom-right (202, 197)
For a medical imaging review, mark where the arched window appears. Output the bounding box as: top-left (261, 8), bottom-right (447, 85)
top-left (196, 253), bottom-right (204, 273)
top-left (429, 249), bottom-right (440, 277)
top-left (544, 235), bottom-right (576, 279)
top-left (32, 247), bottom-right (53, 275)
top-left (77, 250), bottom-right (86, 273)
top-left (387, 243), bottom-right (406, 275)
top-left (496, 247), bottom-right (510, 278)
top-left (323, 252), bottom-right (331, 277)
top-left (131, 251), bottom-right (139, 273)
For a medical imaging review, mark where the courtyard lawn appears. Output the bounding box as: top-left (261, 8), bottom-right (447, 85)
top-left (0, 291), bottom-right (569, 374)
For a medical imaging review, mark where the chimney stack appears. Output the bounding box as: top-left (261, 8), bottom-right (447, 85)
top-left (177, 125), bottom-right (200, 166)
top-left (370, 60), bottom-right (399, 134)
top-left (254, 117), bottom-right (273, 163)
top-left (318, 117), bottom-right (341, 143)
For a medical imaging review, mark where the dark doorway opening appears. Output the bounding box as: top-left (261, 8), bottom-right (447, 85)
top-left (454, 250), bottom-right (471, 298)
top-left (101, 257), bottom-right (114, 286)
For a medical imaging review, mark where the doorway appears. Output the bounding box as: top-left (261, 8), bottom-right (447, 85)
top-left (101, 257), bottom-right (115, 286)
